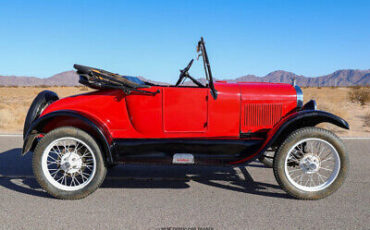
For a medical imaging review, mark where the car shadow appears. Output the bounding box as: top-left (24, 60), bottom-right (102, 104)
top-left (0, 148), bottom-right (291, 199)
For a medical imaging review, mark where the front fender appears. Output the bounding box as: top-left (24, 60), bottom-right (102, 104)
top-left (231, 107), bottom-right (349, 164)
top-left (22, 110), bottom-right (113, 164)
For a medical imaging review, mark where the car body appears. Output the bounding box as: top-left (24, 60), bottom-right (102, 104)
top-left (23, 38), bottom-right (349, 199)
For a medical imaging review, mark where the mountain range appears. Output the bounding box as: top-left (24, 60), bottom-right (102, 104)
top-left (0, 69), bottom-right (369, 87)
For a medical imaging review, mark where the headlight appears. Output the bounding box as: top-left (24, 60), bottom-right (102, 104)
top-left (294, 85), bottom-right (303, 108)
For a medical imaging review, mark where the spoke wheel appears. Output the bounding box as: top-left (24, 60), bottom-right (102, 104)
top-left (284, 138), bottom-right (340, 192)
top-left (33, 127), bottom-right (107, 199)
top-left (41, 137), bottom-right (97, 191)
top-left (273, 127), bottom-right (348, 200)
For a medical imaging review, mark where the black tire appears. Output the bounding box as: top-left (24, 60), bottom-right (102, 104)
top-left (32, 127), bottom-right (107, 199)
top-left (273, 127), bottom-right (348, 200)
top-left (23, 90), bottom-right (58, 138)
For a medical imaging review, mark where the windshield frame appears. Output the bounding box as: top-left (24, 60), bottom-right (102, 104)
top-left (197, 37), bottom-right (217, 99)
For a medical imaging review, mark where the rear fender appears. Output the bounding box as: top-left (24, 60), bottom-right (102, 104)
top-left (231, 108), bottom-right (349, 164)
top-left (22, 110), bottom-right (113, 164)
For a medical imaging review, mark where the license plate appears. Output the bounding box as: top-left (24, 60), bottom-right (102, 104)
top-left (172, 153), bottom-right (194, 164)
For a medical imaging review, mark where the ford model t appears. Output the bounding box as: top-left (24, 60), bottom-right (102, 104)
top-left (23, 38), bottom-right (349, 199)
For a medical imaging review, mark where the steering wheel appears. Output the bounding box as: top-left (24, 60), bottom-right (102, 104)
top-left (175, 59), bottom-right (194, 86)
top-left (175, 59), bottom-right (205, 87)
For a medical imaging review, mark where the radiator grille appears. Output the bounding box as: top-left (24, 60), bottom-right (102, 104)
top-left (244, 104), bottom-right (283, 128)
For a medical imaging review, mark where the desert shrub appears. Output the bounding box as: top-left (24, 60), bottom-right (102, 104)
top-left (349, 85), bottom-right (361, 90)
top-left (365, 113), bottom-right (370, 127)
top-left (348, 87), bottom-right (370, 106)
top-left (38, 85), bottom-right (49, 88)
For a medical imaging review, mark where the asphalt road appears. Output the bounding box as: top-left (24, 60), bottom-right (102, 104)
top-left (0, 136), bottom-right (369, 230)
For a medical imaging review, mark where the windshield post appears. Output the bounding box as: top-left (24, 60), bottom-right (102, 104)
top-left (198, 37), bottom-right (217, 99)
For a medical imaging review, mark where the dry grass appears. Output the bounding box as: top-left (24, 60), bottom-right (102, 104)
top-left (302, 87), bottom-right (370, 136)
top-left (303, 87), bottom-right (349, 119)
top-left (365, 113), bottom-right (370, 127)
top-left (348, 87), bottom-right (370, 106)
top-left (0, 86), bottom-right (369, 136)
top-left (0, 86), bottom-right (94, 132)
top-left (79, 86), bottom-right (89, 91)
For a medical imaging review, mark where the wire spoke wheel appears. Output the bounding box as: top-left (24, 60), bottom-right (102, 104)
top-left (284, 138), bottom-right (340, 192)
top-left (41, 137), bottom-right (97, 191)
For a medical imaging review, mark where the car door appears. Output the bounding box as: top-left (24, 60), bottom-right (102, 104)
top-left (162, 87), bottom-right (208, 133)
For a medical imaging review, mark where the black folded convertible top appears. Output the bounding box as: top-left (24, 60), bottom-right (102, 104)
top-left (74, 64), bottom-right (155, 95)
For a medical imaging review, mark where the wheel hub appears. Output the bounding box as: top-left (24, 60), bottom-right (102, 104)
top-left (299, 154), bottom-right (320, 174)
top-left (60, 152), bottom-right (82, 174)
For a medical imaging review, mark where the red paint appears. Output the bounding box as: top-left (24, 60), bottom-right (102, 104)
top-left (230, 110), bottom-right (300, 164)
top-left (41, 82), bottom-right (297, 141)
top-left (163, 87), bottom-right (208, 132)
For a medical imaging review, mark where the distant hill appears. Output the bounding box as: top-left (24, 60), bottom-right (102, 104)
top-left (0, 69), bottom-right (369, 87)
top-left (229, 69), bottom-right (370, 87)
top-left (0, 71), bottom-right (166, 86)
top-left (0, 71), bottom-right (79, 86)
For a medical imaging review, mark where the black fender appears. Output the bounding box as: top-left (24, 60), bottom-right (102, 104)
top-left (231, 106), bottom-right (349, 165)
top-left (267, 109), bottom-right (349, 148)
top-left (23, 90), bottom-right (59, 138)
top-left (22, 110), bottom-right (114, 164)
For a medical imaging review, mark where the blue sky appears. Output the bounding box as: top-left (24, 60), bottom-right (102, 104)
top-left (0, 0), bottom-right (369, 83)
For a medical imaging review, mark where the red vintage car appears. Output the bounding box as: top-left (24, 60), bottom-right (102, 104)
top-left (23, 38), bottom-right (349, 200)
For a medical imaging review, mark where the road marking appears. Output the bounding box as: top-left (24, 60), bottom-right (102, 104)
top-left (341, 137), bottom-right (370, 140)
top-left (0, 134), bottom-right (22, 137)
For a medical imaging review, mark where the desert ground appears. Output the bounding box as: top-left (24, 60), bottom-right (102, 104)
top-left (0, 86), bottom-right (369, 136)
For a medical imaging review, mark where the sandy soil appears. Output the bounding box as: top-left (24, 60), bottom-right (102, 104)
top-left (0, 86), bottom-right (369, 136)
top-left (0, 86), bottom-right (92, 133)
top-left (303, 87), bottom-right (369, 137)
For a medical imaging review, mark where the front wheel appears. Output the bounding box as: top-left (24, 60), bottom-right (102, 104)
top-left (33, 127), bottom-right (107, 199)
top-left (273, 127), bottom-right (348, 200)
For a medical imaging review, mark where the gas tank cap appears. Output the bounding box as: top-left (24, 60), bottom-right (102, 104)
top-left (173, 153), bottom-right (194, 164)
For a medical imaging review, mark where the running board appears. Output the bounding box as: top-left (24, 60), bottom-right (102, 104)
top-left (112, 138), bottom-right (263, 156)
top-left (111, 138), bottom-right (264, 165)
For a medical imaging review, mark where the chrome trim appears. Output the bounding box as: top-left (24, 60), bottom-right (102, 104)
top-left (294, 85), bottom-right (303, 108)
top-left (312, 100), bottom-right (317, 110)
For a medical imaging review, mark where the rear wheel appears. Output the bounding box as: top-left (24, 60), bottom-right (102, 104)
top-left (273, 127), bottom-right (348, 200)
top-left (33, 127), bottom-right (107, 199)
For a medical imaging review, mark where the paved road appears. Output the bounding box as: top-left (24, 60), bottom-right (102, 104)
top-left (0, 136), bottom-right (369, 230)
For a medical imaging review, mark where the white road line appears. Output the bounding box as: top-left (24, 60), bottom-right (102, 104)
top-left (341, 137), bottom-right (370, 140)
top-left (0, 134), bottom-right (22, 137)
